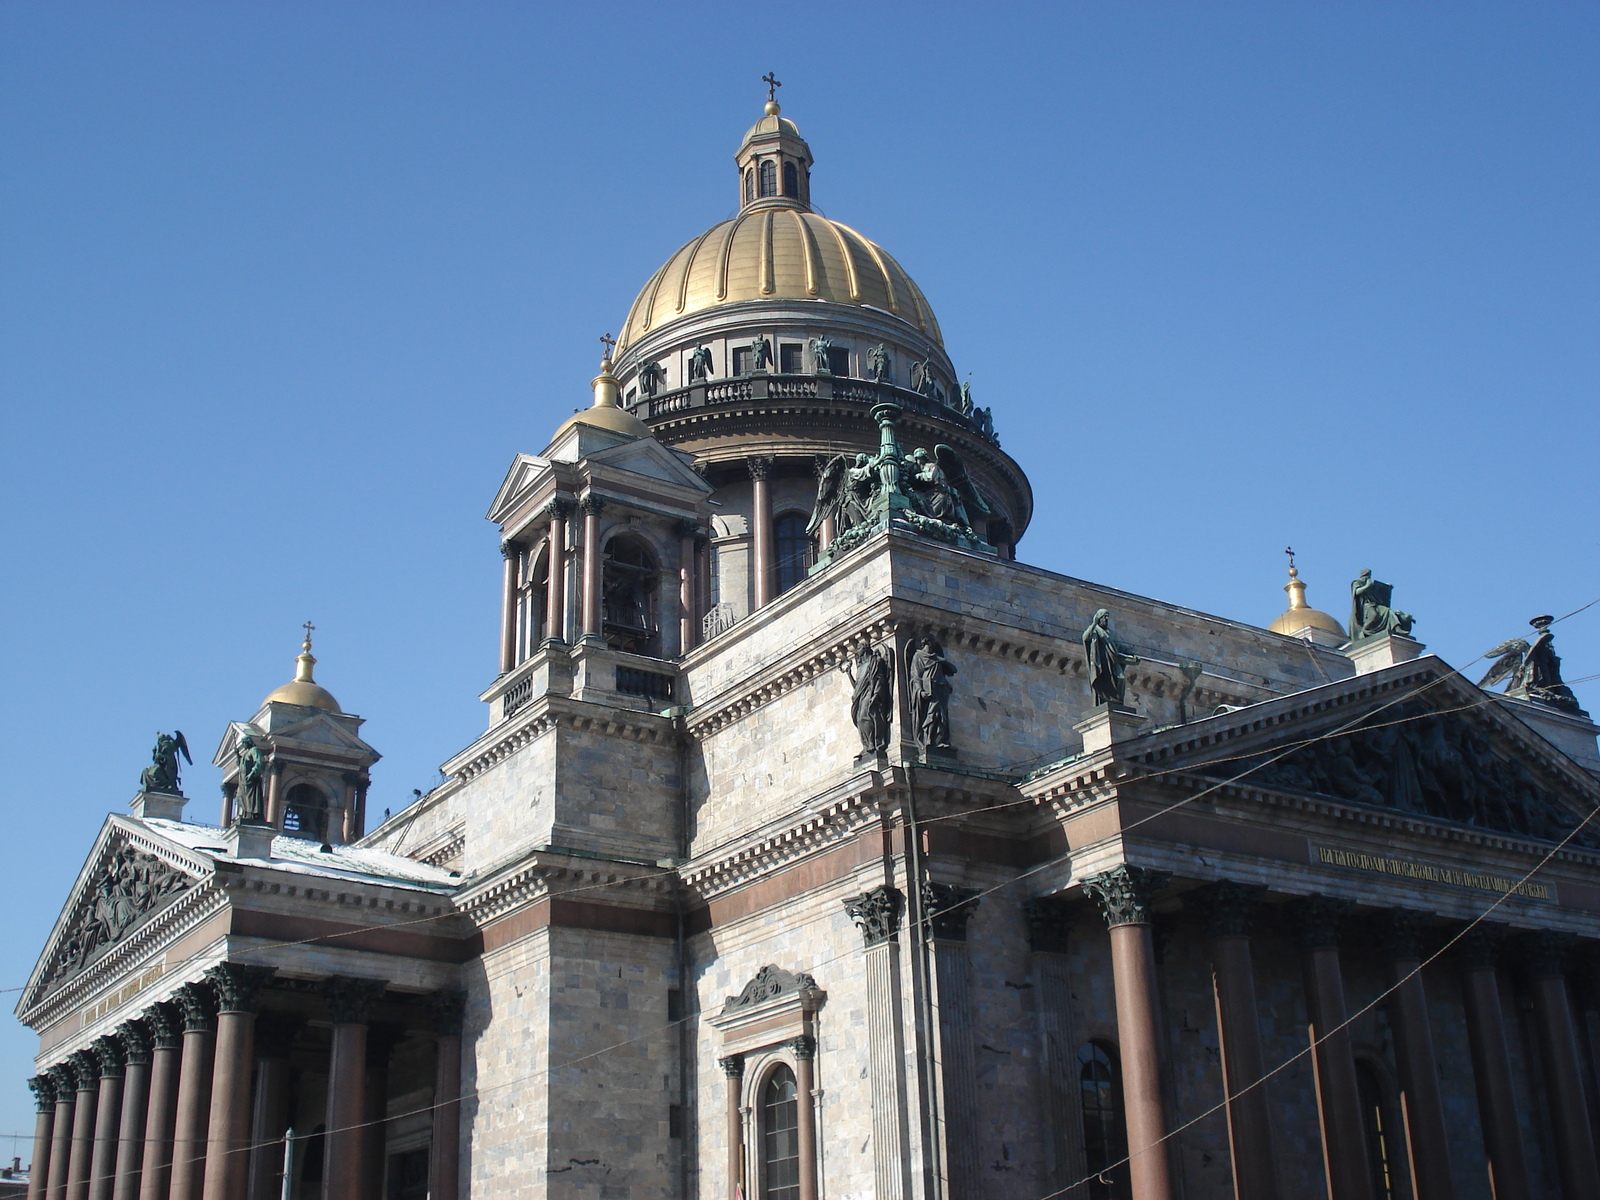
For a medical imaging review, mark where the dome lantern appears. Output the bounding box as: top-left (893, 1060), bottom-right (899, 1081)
top-left (735, 87), bottom-right (813, 212)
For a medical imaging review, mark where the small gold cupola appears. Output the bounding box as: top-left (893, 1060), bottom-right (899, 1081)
top-left (1269, 548), bottom-right (1346, 645)
top-left (549, 336), bottom-right (652, 444)
top-left (736, 75), bottom-right (813, 211)
top-left (261, 622), bottom-right (343, 712)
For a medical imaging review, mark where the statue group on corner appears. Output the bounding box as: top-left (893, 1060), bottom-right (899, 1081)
top-left (1082, 609), bottom-right (1141, 709)
top-left (140, 731), bottom-right (191, 796)
top-left (1481, 615), bottom-right (1586, 715)
top-left (1349, 569), bottom-right (1415, 641)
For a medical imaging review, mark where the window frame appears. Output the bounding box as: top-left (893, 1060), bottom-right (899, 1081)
top-left (756, 1061), bottom-right (801, 1200)
top-left (1077, 1040), bottom-right (1131, 1200)
top-left (773, 511), bottom-right (815, 595)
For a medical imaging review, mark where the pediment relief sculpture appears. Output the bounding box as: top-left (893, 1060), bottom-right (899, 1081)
top-left (43, 840), bottom-right (195, 987)
top-left (1224, 703), bottom-right (1596, 845)
top-left (721, 964), bottom-right (820, 1015)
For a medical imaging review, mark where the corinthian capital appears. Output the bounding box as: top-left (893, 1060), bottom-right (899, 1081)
top-left (1082, 865), bottom-right (1170, 928)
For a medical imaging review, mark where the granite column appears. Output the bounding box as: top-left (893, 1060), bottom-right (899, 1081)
top-left (167, 985), bottom-right (215, 1200)
top-left (46, 1065), bottom-right (76, 1200)
top-left (111, 1024), bottom-right (152, 1200)
top-left (65, 1051), bottom-right (99, 1200)
top-left (323, 977), bottom-right (387, 1200)
top-left (87, 1040), bottom-right (125, 1200)
top-left (27, 1076), bottom-right (56, 1200)
top-left (137, 1005), bottom-right (182, 1200)
top-left (791, 1036), bottom-right (818, 1200)
top-left (544, 500), bottom-right (570, 644)
top-left (1455, 928), bottom-right (1530, 1200)
top-left (498, 541), bottom-right (519, 673)
top-left (1374, 912), bottom-right (1453, 1200)
top-left (718, 1055), bottom-right (744, 1200)
top-left (579, 496), bottom-right (606, 639)
top-left (748, 457), bottom-right (773, 609)
top-left (245, 1015), bottom-right (298, 1200)
top-left (427, 993), bottom-right (465, 1200)
top-left (201, 965), bottom-right (274, 1200)
top-left (1523, 933), bottom-right (1600, 1199)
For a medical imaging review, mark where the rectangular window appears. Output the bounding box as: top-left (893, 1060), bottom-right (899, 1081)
top-left (732, 346), bottom-right (752, 375)
top-left (779, 343), bottom-right (803, 373)
top-left (826, 346), bottom-right (850, 376)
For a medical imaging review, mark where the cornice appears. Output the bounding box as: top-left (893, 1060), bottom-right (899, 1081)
top-left (455, 849), bottom-right (677, 927)
top-left (446, 697), bottom-right (677, 784)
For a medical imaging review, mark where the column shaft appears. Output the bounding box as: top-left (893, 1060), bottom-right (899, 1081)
top-left (1300, 945), bottom-right (1373, 1200)
top-left (245, 1057), bottom-right (290, 1200)
top-left (498, 545), bottom-right (519, 673)
top-left (263, 768), bottom-right (283, 830)
top-left (89, 1073), bottom-right (123, 1200)
top-left (1383, 957), bottom-right (1454, 1200)
top-left (818, 514), bottom-right (836, 554)
top-left (1208, 934), bottom-right (1279, 1200)
top-left (429, 1034), bottom-right (461, 1200)
top-left (29, 1089), bottom-right (56, 1200)
top-left (749, 460), bottom-right (773, 609)
top-left (201, 1012), bottom-right (255, 1200)
top-left (678, 529), bottom-right (698, 654)
top-left (359, 1034), bottom-right (396, 1200)
top-left (794, 1047), bottom-right (818, 1200)
top-left (48, 1097), bottom-right (74, 1200)
top-left (545, 511), bottom-right (568, 643)
top-left (138, 1045), bottom-right (181, 1200)
top-left (67, 1078), bottom-right (98, 1200)
top-left (1459, 963), bottom-right (1531, 1200)
top-left (1530, 968), bottom-right (1600, 1198)
top-left (167, 1030), bottom-right (213, 1200)
top-left (112, 1060), bottom-right (150, 1200)
top-left (1108, 923), bottom-right (1175, 1200)
top-left (695, 537), bottom-right (711, 631)
top-left (580, 499), bottom-right (604, 638)
top-left (325, 1025), bottom-right (368, 1200)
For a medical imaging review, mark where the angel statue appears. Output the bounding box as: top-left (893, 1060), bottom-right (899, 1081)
top-left (907, 635), bottom-right (957, 755)
top-left (750, 335), bottom-right (773, 371)
top-left (638, 360), bottom-right (666, 397)
top-left (842, 645), bottom-right (893, 756)
top-left (867, 344), bottom-right (891, 383)
top-left (905, 445), bottom-right (991, 530)
top-left (234, 733), bottom-right (268, 824)
top-left (1083, 609), bottom-right (1140, 708)
top-left (139, 731), bottom-right (191, 795)
top-left (809, 336), bottom-right (835, 373)
top-left (808, 453), bottom-right (877, 541)
top-left (687, 345), bottom-right (714, 382)
top-left (958, 380), bottom-right (973, 415)
top-left (1480, 616), bottom-right (1585, 715)
top-left (1349, 570), bottom-right (1415, 640)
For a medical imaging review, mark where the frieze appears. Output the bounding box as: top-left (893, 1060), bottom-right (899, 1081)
top-left (721, 965), bottom-right (820, 1015)
top-left (43, 839), bottom-right (195, 987)
top-left (1316, 845), bottom-right (1549, 900)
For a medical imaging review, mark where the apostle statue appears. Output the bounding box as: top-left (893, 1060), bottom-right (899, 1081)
top-left (867, 343), bottom-right (891, 383)
top-left (1082, 609), bottom-right (1140, 708)
top-left (1348, 570), bottom-right (1415, 640)
top-left (139, 731), bottom-right (191, 796)
top-left (843, 645), bottom-right (893, 756)
top-left (235, 733), bottom-right (268, 824)
top-left (906, 635), bottom-right (957, 755)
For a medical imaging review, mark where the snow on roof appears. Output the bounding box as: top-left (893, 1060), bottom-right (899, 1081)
top-left (142, 818), bottom-right (458, 892)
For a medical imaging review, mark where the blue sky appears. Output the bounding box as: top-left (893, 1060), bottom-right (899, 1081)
top-left (2, 1), bottom-right (1596, 1145)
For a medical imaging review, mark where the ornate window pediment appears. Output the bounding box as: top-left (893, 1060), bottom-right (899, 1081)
top-left (711, 965), bottom-right (825, 1057)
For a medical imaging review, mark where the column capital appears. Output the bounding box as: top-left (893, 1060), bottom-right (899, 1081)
top-left (46, 1062), bottom-right (77, 1095)
top-left (1372, 909), bottom-right (1431, 961)
top-left (843, 885), bottom-right (904, 947)
top-left (172, 981), bottom-right (217, 1033)
top-left (68, 1049), bottom-right (99, 1087)
top-left (116, 1019), bottom-right (152, 1065)
top-left (747, 455), bottom-right (773, 481)
top-left (1454, 923), bottom-right (1506, 971)
top-left (1023, 896), bottom-right (1073, 954)
top-left (674, 518), bottom-right (702, 540)
top-left (90, 1035), bottom-right (126, 1079)
top-left (500, 540), bottom-right (519, 559)
top-left (578, 494), bottom-right (607, 517)
top-left (204, 963), bottom-right (277, 1014)
top-left (28, 1074), bottom-right (56, 1112)
top-left (324, 975), bottom-right (388, 1025)
top-left (1194, 880), bottom-right (1267, 940)
top-left (1520, 930), bottom-right (1574, 980)
top-left (789, 1034), bottom-right (816, 1061)
top-left (1288, 894), bottom-right (1353, 951)
top-left (718, 1054), bottom-right (745, 1079)
top-left (923, 882), bottom-right (981, 941)
top-left (142, 1001), bottom-right (182, 1049)
top-left (1082, 865), bottom-right (1170, 927)
top-left (545, 497), bottom-right (574, 520)
top-left (428, 989), bottom-right (468, 1037)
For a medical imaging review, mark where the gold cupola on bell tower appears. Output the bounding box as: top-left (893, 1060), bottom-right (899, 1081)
top-left (1269, 549), bottom-right (1347, 647)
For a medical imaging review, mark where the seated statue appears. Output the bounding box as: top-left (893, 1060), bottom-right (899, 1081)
top-left (1349, 570), bottom-right (1415, 640)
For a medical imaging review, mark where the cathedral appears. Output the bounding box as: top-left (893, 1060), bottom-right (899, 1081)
top-left (17, 93), bottom-right (1600, 1200)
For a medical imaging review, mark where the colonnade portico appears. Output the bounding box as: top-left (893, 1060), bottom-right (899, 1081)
top-left (27, 969), bottom-right (465, 1200)
top-left (1064, 865), bottom-right (1600, 1200)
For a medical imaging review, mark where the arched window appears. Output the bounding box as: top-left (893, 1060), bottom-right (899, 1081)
top-left (760, 1064), bottom-right (800, 1200)
top-left (602, 534), bottom-right (659, 656)
top-left (1078, 1042), bottom-right (1130, 1200)
top-left (520, 544), bottom-right (548, 660)
top-left (744, 168), bottom-right (755, 204)
top-left (782, 161), bottom-right (798, 198)
top-left (282, 783), bottom-right (327, 840)
top-left (1356, 1060), bottom-right (1408, 1200)
top-left (773, 512), bottom-right (814, 595)
top-left (758, 159), bottom-right (777, 197)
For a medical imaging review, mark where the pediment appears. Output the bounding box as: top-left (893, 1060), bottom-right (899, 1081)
top-left (587, 438), bottom-right (712, 493)
top-left (28, 820), bottom-right (206, 1001)
top-left (1144, 658), bottom-right (1600, 845)
top-left (486, 454), bottom-right (556, 524)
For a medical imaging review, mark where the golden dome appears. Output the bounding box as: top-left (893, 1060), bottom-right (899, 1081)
top-left (616, 211), bottom-right (942, 351)
top-left (262, 629), bottom-right (342, 712)
top-left (1269, 559), bottom-right (1344, 637)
